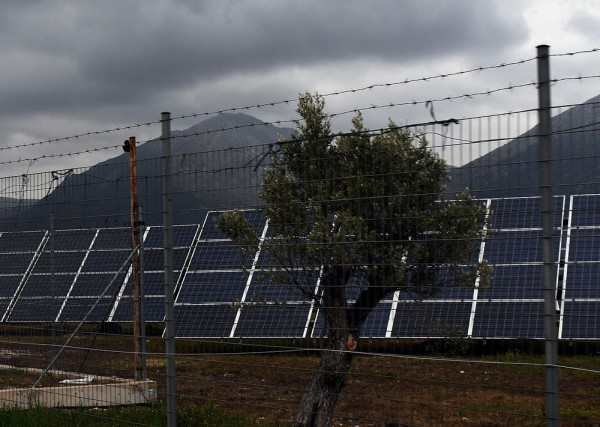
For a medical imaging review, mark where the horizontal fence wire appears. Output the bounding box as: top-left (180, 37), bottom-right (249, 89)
top-left (0, 49), bottom-right (597, 425)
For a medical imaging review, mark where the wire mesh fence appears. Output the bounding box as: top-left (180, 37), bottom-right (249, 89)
top-left (0, 48), bottom-right (598, 426)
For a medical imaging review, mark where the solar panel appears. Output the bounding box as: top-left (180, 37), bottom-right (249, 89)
top-left (143, 224), bottom-right (198, 248)
top-left (91, 228), bottom-right (131, 249)
top-left (402, 267), bottom-right (478, 301)
top-left (311, 302), bottom-right (393, 339)
top-left (17, 273), bottom-right (74, 297)
top-left (49, 229), bottom-right (96, 250)
top-left (561, 301), bottom-right (600, 339)
top-left (245, 270), bottom-right (319, 303)
top-left (112, 271), bottom-right (169, 322)
top-left (58, 297), bottom-right (115, 322)
top-left (82, 250), bottom-right (132, 272)
top-left (484, 230), bottom-right (546, 264)
top-left (0, 231), bottom-right (45, 252)
top-left (569, 194), bottom-right (600, 227)
top-left (489, 196), bottom-right (564, 229)
top-left (188, 242), bottom-right (254, 270)
top-left (201, 210), bottom-right (266, 240)
top-left (69, 273), bottom-right (125, 297)
top-left (177, 271), bottom-right (248, 303)
top-left (392, 301), bottom-right (472, 338)
top-left (7, 298), bottom-right (63, 322)
top-left (124, 271), bottom-right (169, 297)
top-left (174, 304), bottom-right (238, 338)
top-left (0, 275), bottom-right (23, 298)
top-left (0, 195), bottom-right (596, 340)
top-left (478, 264), bottom-right (544, 300)
top-left (31, 251), bottom-right (87, 274)
top-left (111, 295), bottom-right (166, 322)
top-left (562, 264), bottom-right (600, 299)
top-left (567, 228), bottom-right (600, 261)
top-left (142, 248), bottom-right (188, 271)
top-left (471, 301), bottom-right (544, 338)
top-left (233, 304), bottom-right (311, 338)
top-left (0, 253), bottom-right (37, 274)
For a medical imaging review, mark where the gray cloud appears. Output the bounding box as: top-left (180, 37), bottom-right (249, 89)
top-left (0, 1), bottom-right (527, 117)
top-left (1, 0), bottom-right (597, 178)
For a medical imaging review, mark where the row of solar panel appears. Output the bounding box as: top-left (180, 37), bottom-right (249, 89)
top-left (0, 195), bottom-right (599, 339)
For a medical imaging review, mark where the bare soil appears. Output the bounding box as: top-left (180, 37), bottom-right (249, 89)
top-left (0, 333), bottom-right (598, 426)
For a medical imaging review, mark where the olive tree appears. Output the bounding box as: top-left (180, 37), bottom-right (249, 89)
top-left (216, 93), bottom-right (491, 426)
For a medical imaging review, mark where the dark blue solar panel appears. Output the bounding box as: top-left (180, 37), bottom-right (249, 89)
top-left (0, 275), bottom-right (24, 298)
top-left (246, 270), bottom-right (319, 302)
top-left (201, 212), bottom-right (233, 240)
top-left (19, 274), bottom-right (74, 297)
top-left (0, 253), bottom-right (36, 274)
top-left (92, 228), bottom-right (131, 249)
top-left (50, 229), bottom-right (96, 250)
top-left (345, 272), bottom-right (369, 301)
top-left (8, 298), bottom-right (62, 322)
top-left (312, 303), bottom-right (392, 338)
top-left (174, 304), bottom-right (237, 338)
top-left (143, 225), bottom-right (197, 248)
top-left (563, 264), bottom-right (600, 299)
top-left (471, 301), bottom-right (544, 338)
top-left (143, 297), bottom-right (166, 321)
top-left (188, 242), bottom-right (253, 270)
top-left (112, 296), bottom-right (165, 322)
top-left (0, 231), bottom-right (45, 252)
top-left (567, 228), bottom-right (600, 262)
top-left (478, 264), bottom-right (544, 300)
top-left (484, 230), bottom-right (552, 264)
top-left (392, 301), bottom-right (472, 338)
top-left (489, 197), bottom-right (563, 229)
top-left (70, 273), bottom-right (125, 297)
top-left (58, 297), bottom-right (115, 322)
top-left (122, 271), bottom-right (169, 296)
top-left (32, 251), bottom-right (86, 274)
top-left (141, 248), bottom-right (188, 271)
top-left (561, 301), bottom-right (600, 339)
top-left (201, 210), bottom-right (267, 240)
top-left (0, 300), bottom-right (10, 321)
top-left (361, 303), bottom-right (393, 337)
top-left (401, 267), bottom-right (477, 301)
top-left (82, 250), bottom-right (132, 272)
top-left (233, 304), bottom-right (310, 337)
top-left (569, 195), bottom-right (600, 227)
top-left (177, 271), bottom-right (248, 303)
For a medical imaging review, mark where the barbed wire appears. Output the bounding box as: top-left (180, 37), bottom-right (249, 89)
top-left (0, 71), bottom-right (598, 174)
top-left (0, 46), bottom-right (597, 156)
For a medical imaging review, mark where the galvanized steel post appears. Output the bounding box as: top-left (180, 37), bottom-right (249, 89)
top-left (161, 112), bottom-right (177, 427)
top-left (537, 44), bottom-right (560, 426)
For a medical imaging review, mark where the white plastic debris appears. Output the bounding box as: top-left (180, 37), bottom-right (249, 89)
top-left (59, 375), bottom-right (95, 385)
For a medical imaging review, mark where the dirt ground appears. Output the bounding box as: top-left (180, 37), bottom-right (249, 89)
top-left (1, 334), bottom-right (598, 426)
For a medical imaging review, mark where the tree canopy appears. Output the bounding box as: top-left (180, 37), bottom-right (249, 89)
top-left (216, 92), bottom-right (491, 426)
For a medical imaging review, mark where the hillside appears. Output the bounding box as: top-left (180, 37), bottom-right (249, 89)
top-left (6, 113), bottom-right (293, 230)
top-left (447, 94), bottom-right (600, 198)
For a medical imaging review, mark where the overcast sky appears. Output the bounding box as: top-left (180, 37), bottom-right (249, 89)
top-left (2, 0), bottom-right (600, 178)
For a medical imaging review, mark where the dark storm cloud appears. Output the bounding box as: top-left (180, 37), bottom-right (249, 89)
top-left (0, 0), bottom-right (527, 120)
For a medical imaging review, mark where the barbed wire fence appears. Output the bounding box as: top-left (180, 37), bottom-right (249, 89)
top-left (0, 46), bottom-right (597, 425)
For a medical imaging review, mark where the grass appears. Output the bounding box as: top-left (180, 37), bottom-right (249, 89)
top-left (0, 405), bottom-right (271, 426)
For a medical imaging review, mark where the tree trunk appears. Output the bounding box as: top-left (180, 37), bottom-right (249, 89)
top-left (293, 328), bottom-right (354, 426)
top-left (294, 267), bottom-right (355, 426)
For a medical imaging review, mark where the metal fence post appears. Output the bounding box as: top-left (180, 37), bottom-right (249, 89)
top-left (161, 111), bottom-right (177, 427)
top-left (537, 44), bottom-right (560, 427)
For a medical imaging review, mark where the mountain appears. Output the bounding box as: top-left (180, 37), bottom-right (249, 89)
top-left (447, 94), bottom-right (600, 198)
top-left (6, 113), bottom-right (293, 230)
